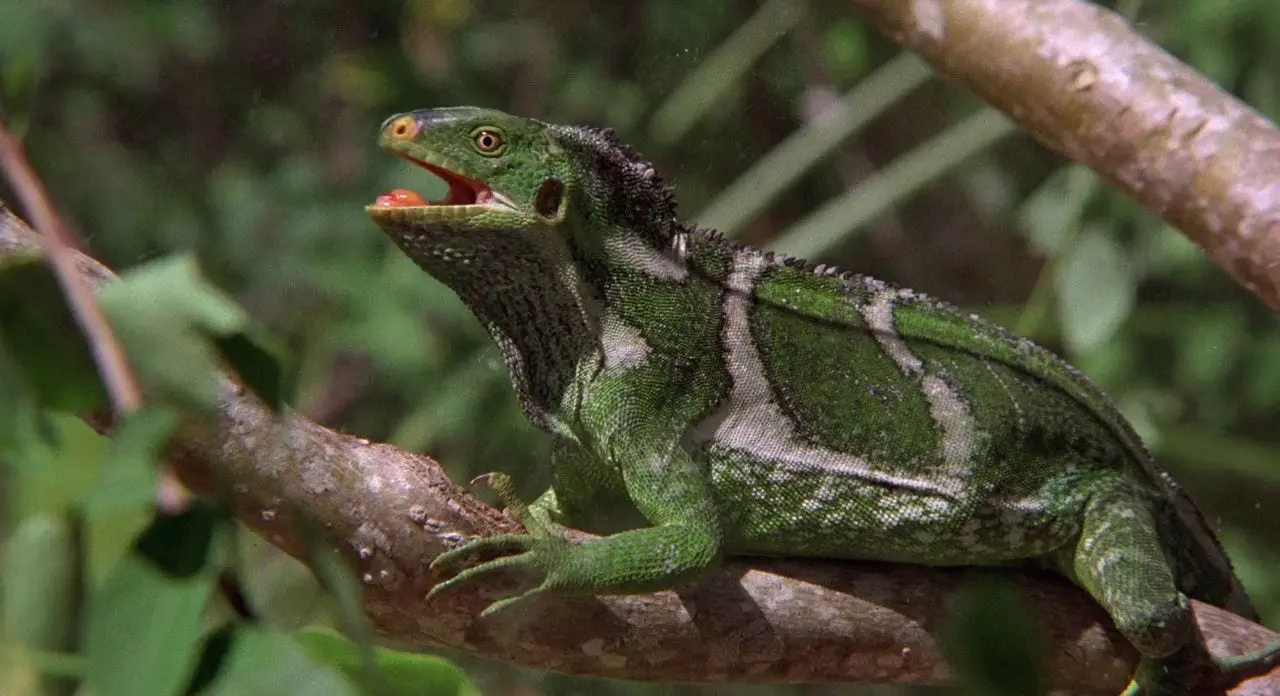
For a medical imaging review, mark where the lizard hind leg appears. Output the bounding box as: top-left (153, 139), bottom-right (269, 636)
top-left (1054, 486), bottom-right (1199, 694)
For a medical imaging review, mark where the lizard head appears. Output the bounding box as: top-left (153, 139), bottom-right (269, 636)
top-left (365, 107), bottom-right (682, 291)
top-left (366, 107), bottom-right (563, 230)
top-left (365, 107), bottom-right (686, 416)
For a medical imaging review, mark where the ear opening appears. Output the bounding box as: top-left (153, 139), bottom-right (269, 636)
top-left (535, 177), bottom-right (564, 218)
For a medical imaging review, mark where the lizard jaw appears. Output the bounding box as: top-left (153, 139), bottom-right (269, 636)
top-left (366, 155), bottom-right (518, 221)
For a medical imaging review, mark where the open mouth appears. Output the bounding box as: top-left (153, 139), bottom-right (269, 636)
top-left (370, 156), bottom-right (511, 211)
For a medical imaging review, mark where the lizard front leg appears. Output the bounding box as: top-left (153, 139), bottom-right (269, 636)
top-left (428, 431), bottom-right (723, 616)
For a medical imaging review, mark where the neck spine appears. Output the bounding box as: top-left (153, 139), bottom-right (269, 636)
top-left (552, 124), bottom-right (685, 249)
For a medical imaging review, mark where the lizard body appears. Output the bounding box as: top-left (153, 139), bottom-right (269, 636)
top-left (365, 107), bottom-right (1273, 693)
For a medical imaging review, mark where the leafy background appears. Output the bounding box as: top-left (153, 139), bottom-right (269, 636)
top-left (1, 0), bottom-right (1277, 694)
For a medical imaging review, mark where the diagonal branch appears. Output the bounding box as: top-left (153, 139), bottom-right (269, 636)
top-left (2, 208), bottom-right (1276, 694)
top-left (850, 0), bottom-right (1280, 310)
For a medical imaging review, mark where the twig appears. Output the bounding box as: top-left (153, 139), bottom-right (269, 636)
top-left (0, 123), bottom-right (142, 413)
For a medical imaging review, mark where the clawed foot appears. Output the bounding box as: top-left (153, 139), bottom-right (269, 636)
top-left (1122, 642), bottom-right (1269, 696)
top-left (427, 472), bottom-right (570, 616)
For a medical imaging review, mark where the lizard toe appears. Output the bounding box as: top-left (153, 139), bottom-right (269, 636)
top-left (426, 550), bottom-right (538, 602)
top-left (478, 583), bottom-right (554, 617)
top-left (430, 533), bottom-right (534, 571)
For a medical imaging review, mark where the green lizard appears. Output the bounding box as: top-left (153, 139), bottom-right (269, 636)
top-left (365, 107), bottom-right (1276, 693)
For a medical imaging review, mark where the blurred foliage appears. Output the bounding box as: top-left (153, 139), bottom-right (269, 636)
top-left (1, 0), bottom-right (1278, 694)
top-left (940, 580), bottom-right (1048, 696)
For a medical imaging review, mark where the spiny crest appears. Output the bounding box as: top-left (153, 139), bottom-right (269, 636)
top-left (546, 126), bottom-right (885, 288)
top-left (552, 124), bottom-right (681, 245)
top-left (692, 226), bottom-right (865, 284)
top-left (552, 124), bottom-right (900, 292)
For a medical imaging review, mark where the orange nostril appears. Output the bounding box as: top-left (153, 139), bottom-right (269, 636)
top-left (389, 116), bottom-right (418, 139)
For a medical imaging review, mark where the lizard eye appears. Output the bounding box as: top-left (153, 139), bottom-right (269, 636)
top-left (471, 128), bottom-right (506, 155)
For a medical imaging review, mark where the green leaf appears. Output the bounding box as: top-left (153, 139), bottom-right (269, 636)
top-left (1055, 227), bottom-right (1135, 355)
top-left (941, 578), bottom-right (1048, 696)
top-left (388, 357), bottom-right (492, 451)
top-left (84, 505), bottom-right (221, 696)
top-left (0, 405), bottom-right (109, 520)
top-left (83, 407), bottom-right (179, 580)
top-left (195, 629), bottom-right (356, 696)
top-left (820, 17), bottom-right (869, 81)
top-left (298, 521), bottom-right (376, 686)
top-left (98, 254), bottom-right (285, 411)
top-left (235, 535), bottom-right (324, 630)
top-left (99, 254), bottom-right (244, 409)
top-left (297, 628), bottom-right (480, 696)
top-left (2, 513), bottom-right (82, 696)
top-left (183, 624), bottom-right (234, 695)
top-left (0, 253), bottom-right (108, 413)
top-left (86, 407), bottom-right (176, 512)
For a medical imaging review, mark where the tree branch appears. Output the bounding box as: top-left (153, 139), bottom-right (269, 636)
top-left (850, 0), bottom-right (1280, 310)
top-left (2, 208), bottom-right (1276, 694)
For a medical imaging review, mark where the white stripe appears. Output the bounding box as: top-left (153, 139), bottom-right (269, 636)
top-left (689, 250), bottom-right (954, 497)
top-left (861, 285), bottom-right (975, 483)
top-left (604, 234), bottom-right (688, 282)
top-left (600, 312), bottom-right (650, 371)
top-left (922, 374), bottom-right (975, 479)
top-left (863, 285), bottom-right (922, 373)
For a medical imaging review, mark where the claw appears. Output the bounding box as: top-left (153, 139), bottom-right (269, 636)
top-left (430, 533), bottom-right (534, 570)
top-left (479, 584), bottom-right (551, 617)
top-left (424, 477), bottom-right (571, 615)
top-left (468, 471), bottom-right (529, 521)
top-left (426, 551), bottom-right (535, 601)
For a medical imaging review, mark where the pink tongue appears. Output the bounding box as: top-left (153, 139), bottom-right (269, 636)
top-left (375, 189), bottom-right (429, 207)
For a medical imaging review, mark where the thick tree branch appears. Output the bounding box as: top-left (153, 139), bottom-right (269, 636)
top-left (2, 208), bottom-right (1276, 694)
top-left (851, 0), bottom-right (1280, 310)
